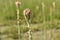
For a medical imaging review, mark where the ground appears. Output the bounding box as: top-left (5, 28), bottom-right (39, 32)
top-left (0, 24), bottom-right (60, 40)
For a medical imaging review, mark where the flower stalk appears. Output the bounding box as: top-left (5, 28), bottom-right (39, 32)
top-left (23, 8), bottom-right (32, 40)
top-left (41, 2), bottom-right (45, 24)
top-left (15, 1), bottom-right (21, 40)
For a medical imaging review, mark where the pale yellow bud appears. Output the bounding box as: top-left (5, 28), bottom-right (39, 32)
top-left (52, 2), bottom-right (55, 8)
top-left (41, 2), bottom-right (45, 8)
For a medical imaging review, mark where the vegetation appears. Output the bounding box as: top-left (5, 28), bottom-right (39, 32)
top-left (0, 0), bottom-right (60, 40)
top-left (0, 0), bottom-right (60, 25)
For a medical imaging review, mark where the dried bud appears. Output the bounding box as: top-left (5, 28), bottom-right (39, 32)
top-left (23, 8), bottom-right (30, 16)
top-left (15, 1), bottom-right (21, 7)
top-left (23, 8), bottom-right (32, 20)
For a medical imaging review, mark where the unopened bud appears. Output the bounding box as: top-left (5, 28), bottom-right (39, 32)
top-left (15, 1), bottom-right (21, 7)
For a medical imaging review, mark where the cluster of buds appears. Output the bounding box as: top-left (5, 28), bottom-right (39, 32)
top-left (15, 1), bottom-right (21, 7)
top-left (23, 8), bottom-right (32, 21)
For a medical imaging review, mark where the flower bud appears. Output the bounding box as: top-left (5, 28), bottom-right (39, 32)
top-left (15, 1), bottom-right (21, 7)
top-left (23, 8), bottom-right (32, 20)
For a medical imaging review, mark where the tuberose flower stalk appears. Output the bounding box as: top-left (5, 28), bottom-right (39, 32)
top-left (15, 1), bottom-right (21, 40)
top-left (23, 8), bottom-right (32, 40)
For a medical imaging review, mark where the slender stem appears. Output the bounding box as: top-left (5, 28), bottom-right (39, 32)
top-left (50, 6), bottom-right (52, 24)
top-left (52, 2), bottom-right (56, 24)
top-left (50, 6), bottom-right (53, 40)
top-left (17, 7), bottom-right (20, 40)
top-left (41, 2), bottom-right (47, 40)
top-left (24, 16), bottom-right (32, 40)
top-left (24, 16), bottom-right (29, 25)
top-left (28, 21), bottom-right (32, 40)
top-left (52, 2), bottom-right (55, 12)
top-left (0, 32), bottom-right (1, 40)
top-left (41, 2), bottom-right (45, 24)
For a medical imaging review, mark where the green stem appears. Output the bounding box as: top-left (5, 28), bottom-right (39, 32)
top-left (28, 21), bottom-right (32, 40)
top-left (50, 8), bottom-right (52, 25)
top-left (41, 2), bottom-right (45, 24)
top-left (24, 16), bottom-right (32, 40)
top-left (17, 7), bottom-right (20, 40)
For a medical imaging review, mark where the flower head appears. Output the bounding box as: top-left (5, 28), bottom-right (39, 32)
top-left (23, 8), bottom-right (30, 16)
top-left (15, 1), bottom-right (21, 7)
top-left (23, 8), bottom-right (32, 20)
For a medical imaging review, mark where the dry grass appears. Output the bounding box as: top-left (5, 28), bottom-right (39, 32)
top-left (0, 24), bottom-right (60, 40)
